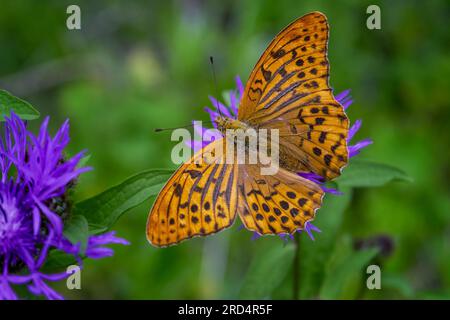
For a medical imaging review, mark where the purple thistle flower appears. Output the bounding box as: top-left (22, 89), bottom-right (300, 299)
top-left (298, 172), bottom-right (343, 196)
top-left (190, 77), bottom-right (372, 242)
top-left (338, 90), bottom-right (373, 157)
top-left (85, 232), bottom-right (130, 259)
top-left (247, 221), bottom-right (322, 242)
top-left (0, 113), bottom-right (128, 300)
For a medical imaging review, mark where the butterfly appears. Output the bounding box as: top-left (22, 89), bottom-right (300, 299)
top-left (147, 11), bottom-right (349, 247)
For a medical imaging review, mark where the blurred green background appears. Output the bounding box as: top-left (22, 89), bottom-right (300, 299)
top-left (0, 0), bottom-right (449, 299)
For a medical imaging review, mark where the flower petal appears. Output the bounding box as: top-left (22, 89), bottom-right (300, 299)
top-left (348, 119), bottom-right (362, 142)
top-left (349, 139), bottom-right (373, 158)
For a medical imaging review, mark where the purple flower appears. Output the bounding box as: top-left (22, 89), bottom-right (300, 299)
top-left (0, 113), bottom-right (129, 300)
top-left (339, 90), bottom-right (373, 158)
top-left (190, 77), bottom-right (372, 242)
top-left (85, 232), bottom-right (129, 259)
top-left (248, 221), bottom-right (322, 242)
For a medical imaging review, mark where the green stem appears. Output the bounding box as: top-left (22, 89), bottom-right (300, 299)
top-left (293, 232), bottom-right (301, 300)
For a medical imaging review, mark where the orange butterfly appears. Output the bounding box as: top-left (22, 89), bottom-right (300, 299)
top-left (147, 11), bottom-right (349, 247)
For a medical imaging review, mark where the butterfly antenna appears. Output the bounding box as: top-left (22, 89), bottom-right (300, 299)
top-left (156, 56), bottom-right (221, 134)
top-left (154, 121), bottom-right (213, 133)
top-left (209, 56), bottom-right (223, 118)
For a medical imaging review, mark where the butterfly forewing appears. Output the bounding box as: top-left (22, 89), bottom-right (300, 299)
top-left (238, 11), bottom-right (349, 180)
top-left (147, 139), bottom-right (239, 247)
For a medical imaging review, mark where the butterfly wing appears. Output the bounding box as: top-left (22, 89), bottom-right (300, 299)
top-left (237, 164), bottom-right (324, 235)
top-left (238, 11), bottom-right (349, 180)
top-left (147, 138), bottom-right (239, 247)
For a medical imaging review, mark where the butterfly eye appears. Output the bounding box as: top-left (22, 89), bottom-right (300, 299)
top-left (214, 117), bottom-right (222, 126)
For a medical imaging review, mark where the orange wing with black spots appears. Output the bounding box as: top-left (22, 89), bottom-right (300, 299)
top-left (147, 11), bottom-right (348, 246)
top-left (237, 164), bottom-right (324, 235)
top-left (238, 11), bottom-right (349, 180)
top-left (147, 139), bottom-right (239, 247)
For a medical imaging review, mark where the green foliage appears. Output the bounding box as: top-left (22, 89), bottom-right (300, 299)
top-left (42, 251), bottom-right (78, 273)
top-left (240, 243), bottom-right (295, 299)
top-left (298, 189), bottom-right (353, 299)
top-left (0, 90), bottom-right (40, 120)
top-left (63, 215), bottom-right (89, 254)
top-left (381, 273), bottom-right (415, 298)
top-left (320, 236), bottom-right (378, 299)
top-left (77, 154), bottom-right (92, 169)
top-left (337, 159), bottom-right (412, 188)
top-left (73, 169), bottom-right (173, 234)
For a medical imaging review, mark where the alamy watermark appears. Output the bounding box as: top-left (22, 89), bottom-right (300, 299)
top-left (66, 265), bottom-right (81, 290)
top-left (66, 5), bottom-right (81, 30)
top-left (366, 264), bottom-right (381, 290)
top-left (366, 5), bottom-right (381, 30)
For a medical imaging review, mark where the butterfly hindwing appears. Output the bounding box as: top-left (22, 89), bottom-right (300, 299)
top-left (238, 11), bottom-right (349, 180)
top-left (237, 164), bottom-right (324, 235)
top-left (147, 139), bottom-right (239, 247)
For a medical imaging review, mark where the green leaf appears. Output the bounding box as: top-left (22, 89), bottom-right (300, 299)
top-left (298, 188), bottom-right (352, 299)
top-left (63, 215), bottom-right (89, 253)
top-left (73, 169), bottom-right (173, 233)
top-left (337, 159), bottom-right (412, 187)
top-left (319, 236), bottom-right (379, 299)
top-left (381, 273), bottom-right (415, 298)
top-left (77, 154), bottom-right (91, 168)
top-left (240, 244), bottom-right (296, 299)
top-left (41, 215), bottom-right (89, 274)
top-left (0, 90), bottom-right (40, 120)
top-left (41, 250), bottom-right (77, 273)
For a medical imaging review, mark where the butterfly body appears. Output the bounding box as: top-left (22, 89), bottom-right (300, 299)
top-left (214, 116), bottom-right (251, 133)
top-left (147, 12), bottom-right (349, 247)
